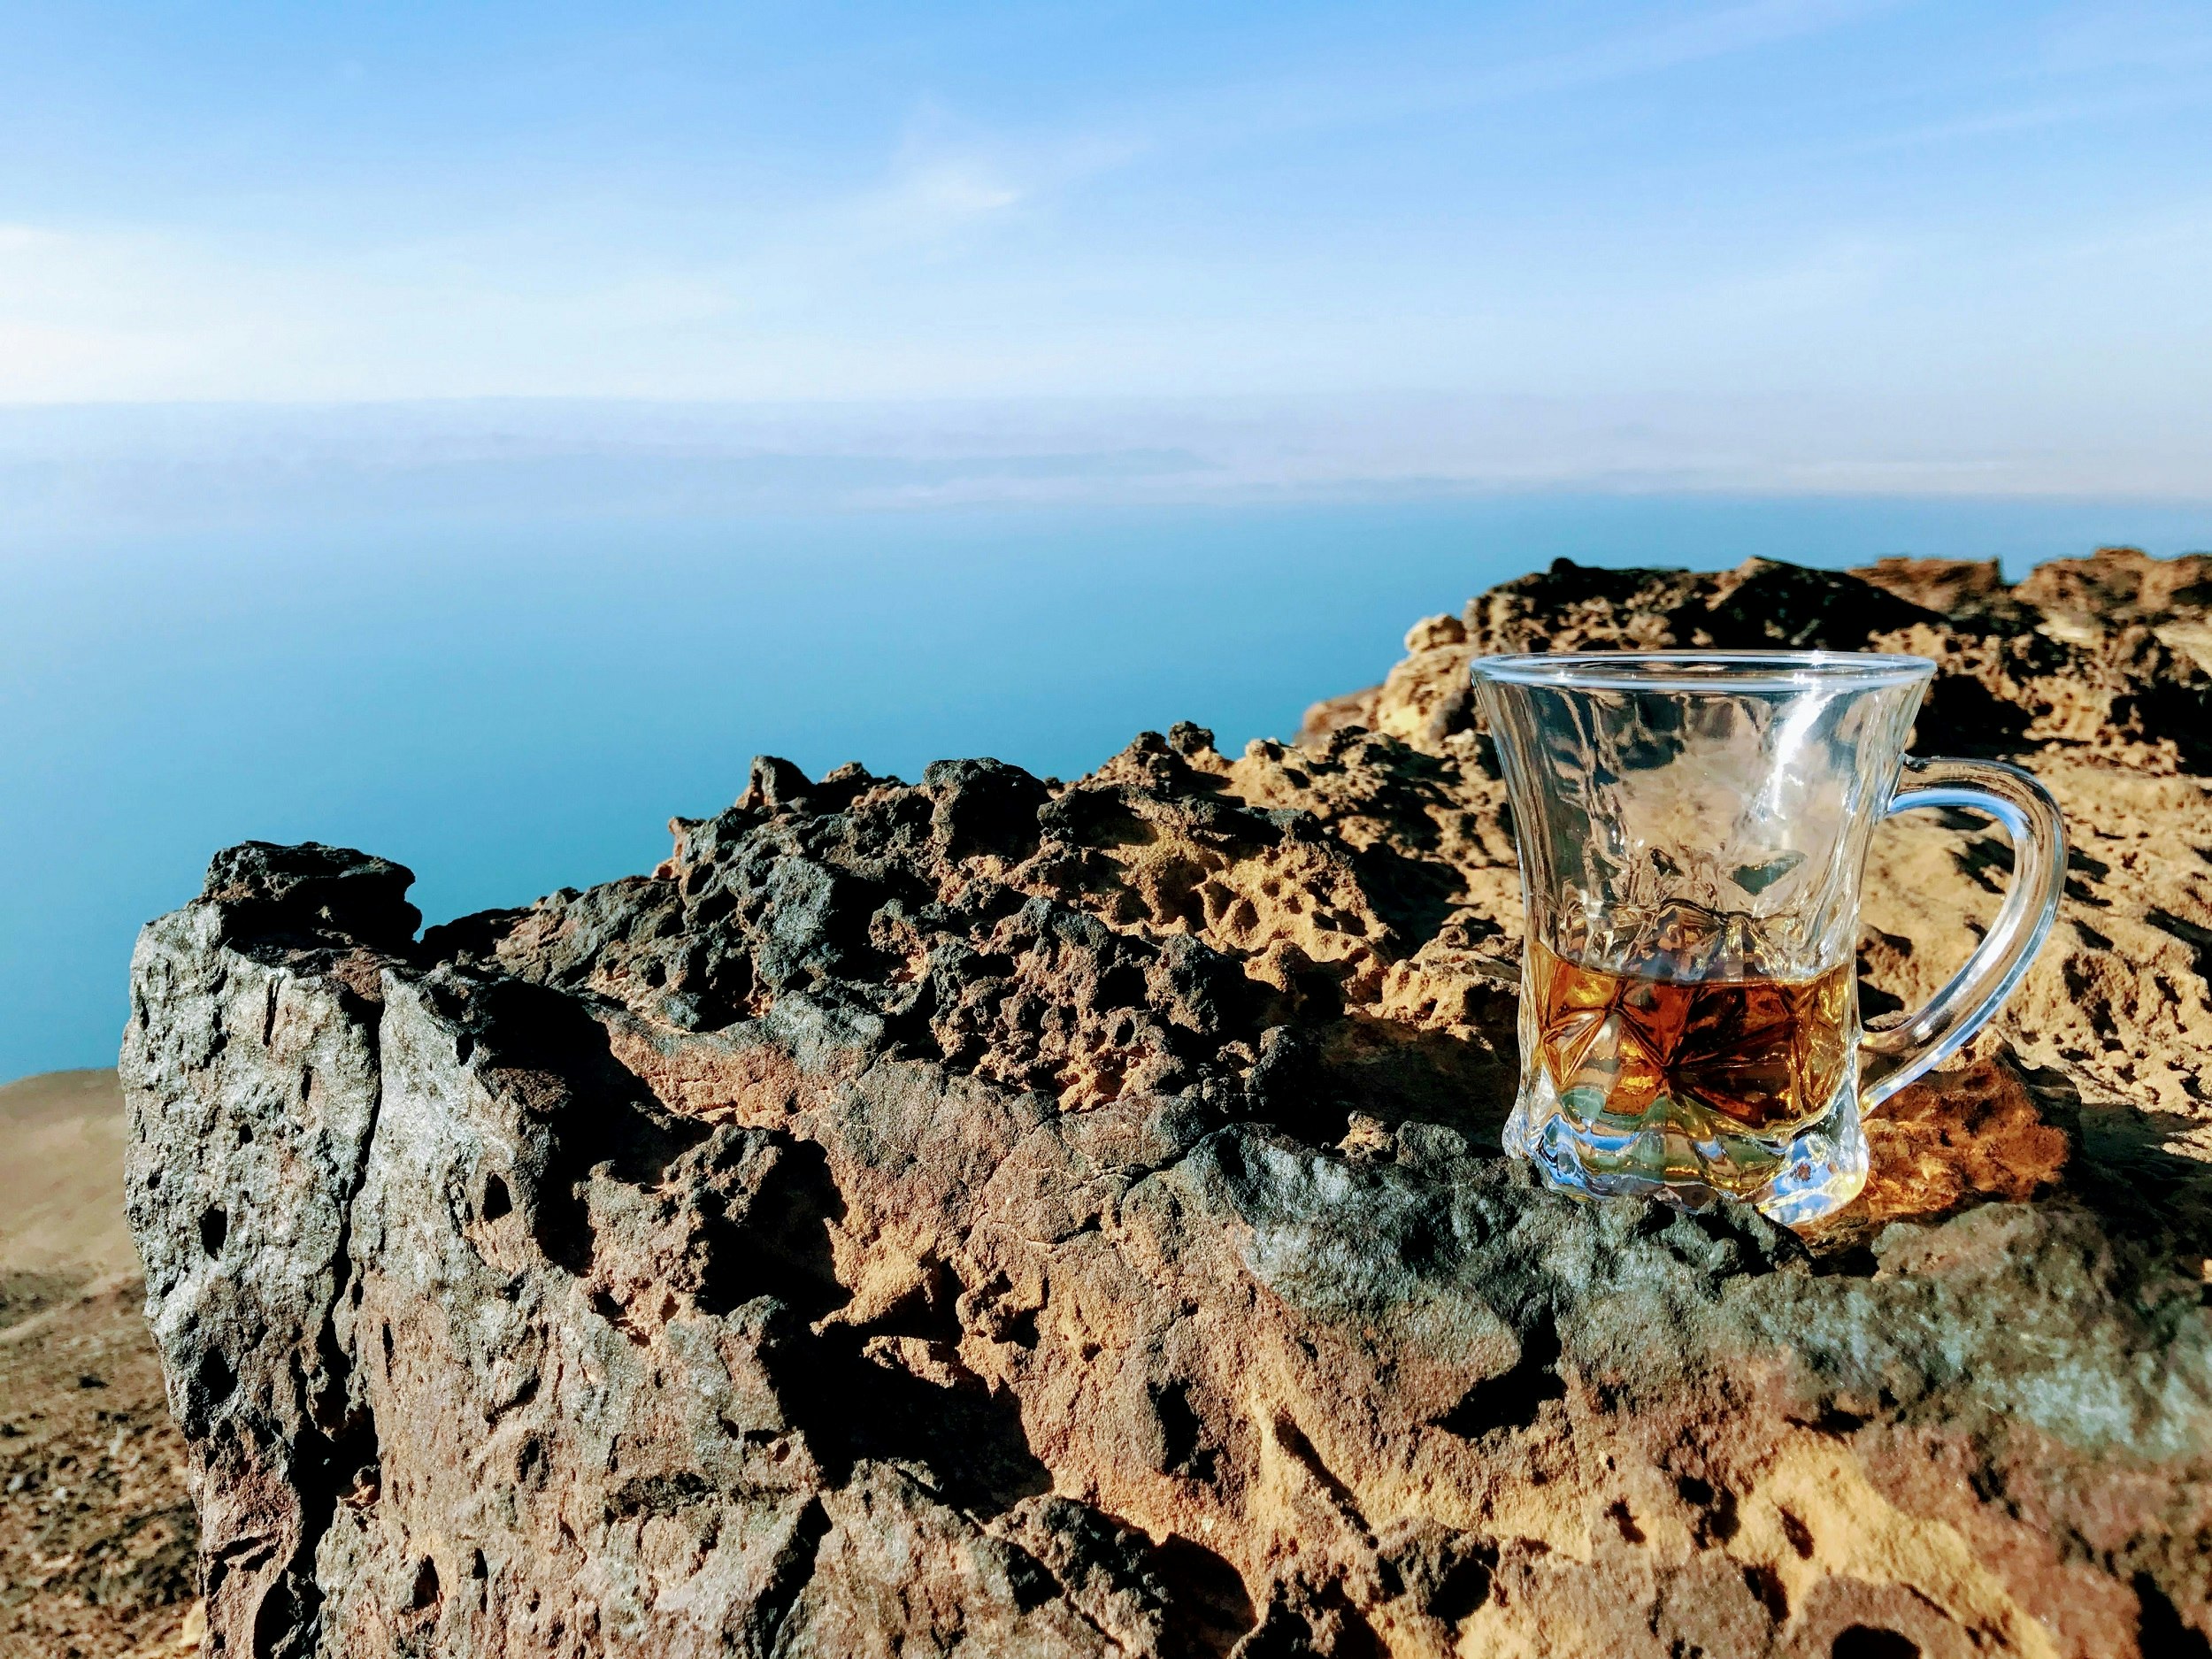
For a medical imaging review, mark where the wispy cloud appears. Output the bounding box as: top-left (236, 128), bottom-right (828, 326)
top-left (1117, 0), bottom-right (1907, 153)
top-left (0, 222), bottom-right (272, 399)
top-left (795, 114), bottom-right (1033, 258)
top-left (1431, 0), bottom-right (1907, 106)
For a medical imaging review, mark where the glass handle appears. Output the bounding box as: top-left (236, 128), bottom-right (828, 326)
top-left (1860, 756), bottom-right (2067, 1111)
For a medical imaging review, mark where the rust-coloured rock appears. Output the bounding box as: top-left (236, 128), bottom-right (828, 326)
top-left (126, 550), bottom-right (2212, 1657)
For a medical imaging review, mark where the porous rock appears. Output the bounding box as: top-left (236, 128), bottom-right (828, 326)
top-left (125, 550), bottom-right (2212, 1657)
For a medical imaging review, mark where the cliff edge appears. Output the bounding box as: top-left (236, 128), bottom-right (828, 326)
top-left (123, 550), bottom-right (2212, 1657)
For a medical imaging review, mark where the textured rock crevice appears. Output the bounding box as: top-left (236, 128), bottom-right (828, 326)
top-left (125, 549), bottom-right (2212, 1657)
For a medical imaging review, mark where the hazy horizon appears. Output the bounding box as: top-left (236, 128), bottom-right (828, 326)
top-left (2, 391), bottom-right (2208, 539)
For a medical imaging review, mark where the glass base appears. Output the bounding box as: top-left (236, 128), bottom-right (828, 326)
top-left (1502, 1068), bottom-right (1869, 1229)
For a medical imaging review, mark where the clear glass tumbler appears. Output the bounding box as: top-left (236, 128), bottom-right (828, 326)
top-left (1471, 651), bottom-right (2065, 1227)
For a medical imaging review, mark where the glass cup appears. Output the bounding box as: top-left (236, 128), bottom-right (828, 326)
top-left (1471, 651), bottom-right (2065, 1227)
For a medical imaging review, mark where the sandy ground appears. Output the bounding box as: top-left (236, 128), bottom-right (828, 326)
top-left (0, 1069), bottom-right (200, 1658)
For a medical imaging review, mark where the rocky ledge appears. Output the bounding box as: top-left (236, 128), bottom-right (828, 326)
top-left (123, 549), bottom-right (2212, 1658)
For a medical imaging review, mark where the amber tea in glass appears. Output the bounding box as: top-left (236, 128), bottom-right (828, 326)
top-left (1527, 940), bottom-right (1855, 1136)
top-left (1473, 652), bottom-right (2065, 1226)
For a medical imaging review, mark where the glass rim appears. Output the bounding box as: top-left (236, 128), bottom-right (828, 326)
top-left (1470, 649), bottom-right (1936, 694)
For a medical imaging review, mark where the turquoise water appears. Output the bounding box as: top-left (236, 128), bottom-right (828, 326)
top-left (4, 492), bottom-right (2208, 1079)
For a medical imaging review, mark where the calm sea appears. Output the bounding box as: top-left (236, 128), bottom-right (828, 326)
top-left (4, 492), bottom-right (2208, 1079)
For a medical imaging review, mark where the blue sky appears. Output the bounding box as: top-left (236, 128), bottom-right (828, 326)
top-left (1, 0), bottom-right (2208, 467)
